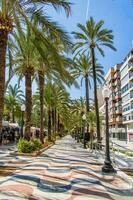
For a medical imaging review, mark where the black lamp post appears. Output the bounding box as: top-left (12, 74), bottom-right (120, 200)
top-left (102, 86), bottom-right (116, 173)
top-left (82, 114), bottom-right (87, 149)
top-left (21, 104), bottom-right (26, 138)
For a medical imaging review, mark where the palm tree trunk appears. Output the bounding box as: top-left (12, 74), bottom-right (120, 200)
top-left (12, 107), bottom-right (15, 123)
top-left (0, 31), bottom-right (8, 143)
top-left (25, 69), bottom-right (32, 140)
top-left (38, 71), bottom-right (44, 144)
top-left (54, 107), bottom-right (57, 133)
top-left (57, 113), bottom-right (60, 133)
top-left (85, 75), bottom-right (89, 112)
top-left (85, 75), bottom-right (90, 139)
top-left (52, 107), bottom-right (55, 136)
top-left (91, 47), bottom-right (101, 142)
top-left (48, 108), bottom-right (52, 141)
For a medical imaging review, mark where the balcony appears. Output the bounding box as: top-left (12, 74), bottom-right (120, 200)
top-left (110, 84), bottom-right (115, 90)
top-left (109, 78), bottom-right (114, 84)
top-left (128, 53), bottom-right (133, 62)
top-left (111, 95), bottom-right (115, 101)
top-left (129, 83), bottom-right (133, 90)
top-left (110, 103), bottom-right (116, 108)
top-left (114, 73), bottom-right (120, 80)
top-left (128, 63), bottom-right (133, 71)
top-left (110, 110), bottom-right (115, 115)
top-left (123, 115), bottom-right (133, 122)
top-left (116, 116), bottom-right (122, 123)
top-left (116, 107), bottom-right (122, 114)
top-left (115, 101), bottom-right (122, 107)
top-left (115, 93), bottom-right (121, 99)
top-left (123, 105), bottom-right (130, 113)
top-left (129, 73), bottom-right (133, 81)
top-left (131, 104), bottom-right (133, 110)
top-left (109, 118), bottom-right (116, 123)
top-left (130, 94), bottom-right (133, 101)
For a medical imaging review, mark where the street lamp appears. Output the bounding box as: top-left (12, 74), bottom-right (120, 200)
top-left (21, 104), bottom-right (26, 138)
top-left (102, 86), bottom-right (115, 173)
top-left (82, 114), bottom-right (87, 149)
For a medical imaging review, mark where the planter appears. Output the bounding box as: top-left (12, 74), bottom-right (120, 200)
top-left (10, 143), bottom-right (54, 157)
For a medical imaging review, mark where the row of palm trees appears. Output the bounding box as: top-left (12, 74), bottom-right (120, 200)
top-left (0, 1), bottom-right (116, 143)
top-left (0, 0), bottom-right (72, 142)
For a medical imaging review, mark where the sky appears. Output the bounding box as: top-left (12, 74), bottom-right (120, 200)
top-left (10, 0), bottom-right (133, 99)
top-left (44, 0), bottom-right (133, 99)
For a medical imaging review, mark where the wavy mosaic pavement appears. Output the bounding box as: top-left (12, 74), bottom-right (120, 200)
top-left (0, 136), bottom-right (133, 200)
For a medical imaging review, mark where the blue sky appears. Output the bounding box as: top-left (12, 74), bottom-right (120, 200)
top-left (10, 0), bottom-right (133, 99)
top-left (46, 0), bottom-right (133, 99)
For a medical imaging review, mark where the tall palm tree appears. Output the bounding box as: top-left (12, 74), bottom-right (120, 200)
top-left (73, 54), bottom-right (104, 139)
top-left (73, 54), bottom-right (104, 114)
top-left (0, 0), bottom-right (71, 140)
top-left (73, 17), bottom-right (116, 141)
top-left (12, 25), bottom-right (38, 140)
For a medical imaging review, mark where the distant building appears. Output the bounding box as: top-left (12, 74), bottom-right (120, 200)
top-left (97, 85), bottom-right (104, 108)
top-left (99, 64), bottom-right (126, 141)
top-left (120, 49), bottom-right (133, 142)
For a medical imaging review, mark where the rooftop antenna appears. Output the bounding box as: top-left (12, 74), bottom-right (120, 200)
top-left (86, 0), bottom-right (90, 21)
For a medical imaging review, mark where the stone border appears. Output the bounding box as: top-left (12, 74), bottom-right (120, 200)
top-left (116, 168), bottom-right (133, 187)
top-left (10, 143), bottom-right (54, 157)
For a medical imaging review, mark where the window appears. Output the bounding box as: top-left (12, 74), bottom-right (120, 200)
top-left (121, 83), bottom-right (129, 94)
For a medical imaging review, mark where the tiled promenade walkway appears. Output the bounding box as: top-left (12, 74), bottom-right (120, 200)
top-left (0, 136), bottom-right (133, 200)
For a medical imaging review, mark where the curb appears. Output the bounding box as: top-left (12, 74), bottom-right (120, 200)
top-left (116, 168), bottom-right (133, 187)
top-left (10, 143), bottom-right (54, 157)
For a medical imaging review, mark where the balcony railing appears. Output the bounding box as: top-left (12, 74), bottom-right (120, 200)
top-left (109, 118), bottom-right (116, 123)
top-left (128, 63), bottom-right (133, 69)
top-left (129, 73), bottom-right (133, 79)
top-left (116, 117), bottom-right (122, 122)
top-left (130, 94), bottom-right (133, 99)
top-left (128, 54), bottom-right (133, 61)
top-left (114, 73), bottom-right (120, 79)
top-left (130, 83), bottom-right (133, 89)
top-left (123, 115), bottom-right (133, 121)
top-left (116, 108), bottom-right (122, 113)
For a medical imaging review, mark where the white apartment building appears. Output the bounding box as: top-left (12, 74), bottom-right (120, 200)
top-left (120, 49), bottom-right (133, 142)
top-left (99, 65), bottom-right (125, 141)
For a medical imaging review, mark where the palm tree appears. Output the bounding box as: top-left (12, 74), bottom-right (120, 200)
top-left (44, 82), bottom-right (54, 141)
top-left (73, 54), bottom-right (104, 139)
top-left (0, 0), bottom-right (71, 140)
top-left (73, 54), bottom-right (104, 114)
top-left (73, 17), bottom-right (116, 141)
top-left (87, 110), bottom-right (96, 148)
top-left (5, 84), bottom-right (24, 122)
top-left (70, 98), bottom-right (85, 140)
top-left (12, 25), bottom-right (38, 140)
top-left (50, 83), bottom-right (70, 136)
top-left (44, 80), bottom-right (71, 141)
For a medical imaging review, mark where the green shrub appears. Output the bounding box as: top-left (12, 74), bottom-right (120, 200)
top-left (18, 139), bottom-right (42, 153)
top-left (56, 136), bottom-right (61, 140)
top-left (126, 152), bottom-right (133, 157)
top-left (33, 139), bottom-right (42, 150)
top-left (55, 132), bottom-right (62, 138)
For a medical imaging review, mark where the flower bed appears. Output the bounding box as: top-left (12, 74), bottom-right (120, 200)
top-left (10, 139), bottom-right (54, 156)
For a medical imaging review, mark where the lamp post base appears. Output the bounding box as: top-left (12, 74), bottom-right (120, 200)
top-left (102, 160), bottom-right (116, 173)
